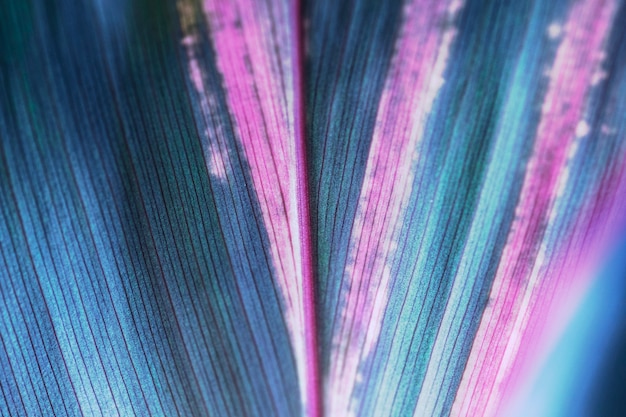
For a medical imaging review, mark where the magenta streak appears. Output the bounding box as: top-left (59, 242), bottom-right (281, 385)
top-left (327, 0), bottom-right (459, 415)
top-left (205, 0), bottom-right (298, 285)
top-left (292, 0), bottom-right (321, 414)
top-left (202, 0), bottom-right (318, 414)
top-left (202, 0), bottom-right (300, 314)
top-left (453, 0), bottom-right (616, 415)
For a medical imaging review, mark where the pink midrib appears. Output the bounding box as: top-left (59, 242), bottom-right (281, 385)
top-left (292, 1), bottom-right (321, 417)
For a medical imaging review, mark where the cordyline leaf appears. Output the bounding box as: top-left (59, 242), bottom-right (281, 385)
top-left (1, 1), bottom-right (625, 417)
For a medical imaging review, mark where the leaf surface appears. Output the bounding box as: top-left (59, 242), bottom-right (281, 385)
top-left (1, 0), bottom-right (626, 416)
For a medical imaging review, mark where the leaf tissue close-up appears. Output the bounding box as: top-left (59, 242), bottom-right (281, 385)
top-left (2, 0), bottom-right (626, 416)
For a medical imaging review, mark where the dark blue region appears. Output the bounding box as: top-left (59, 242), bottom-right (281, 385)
top-left (554, 235), bottom-right (626, 417)
top-left (303, 0), bottom-right (405, 373)
top-left (584, 237), bottom-right (626, 417)
top-left (0, 1), bottom-right (298, 416)
top-left (581, 5), bottom-right (626, 416)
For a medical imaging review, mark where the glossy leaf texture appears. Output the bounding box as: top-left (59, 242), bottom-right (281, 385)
top-left (1, 0), bottom-right (625, 417)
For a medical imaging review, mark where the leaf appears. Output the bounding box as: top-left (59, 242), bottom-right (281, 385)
top-left (1, 0), bottom-right (626, 416)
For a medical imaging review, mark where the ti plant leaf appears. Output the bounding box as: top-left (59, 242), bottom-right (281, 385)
top-left (1, 0), bottom-right (625, 416)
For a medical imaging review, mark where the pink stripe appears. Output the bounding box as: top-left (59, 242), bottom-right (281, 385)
top-left (326, 1), bottom-right (462, 415)
top-left (452, 1), bottom-right (617, 415)
top-left (179, 0), bottom-right (313, 413)
top-left (201, 0), bottom-right (310, 409)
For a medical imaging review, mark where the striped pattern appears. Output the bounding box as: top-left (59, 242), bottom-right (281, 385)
top-left (454, 1), bottom-right (620, 414)
top-left (1, 1), bottom-right (298, 416)
top-left (324, 1), bottom-right (462, 415)
top-left (306, 0), bottom-right (626, 415)
top-left (1, 0), bottom-right (625, 416)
